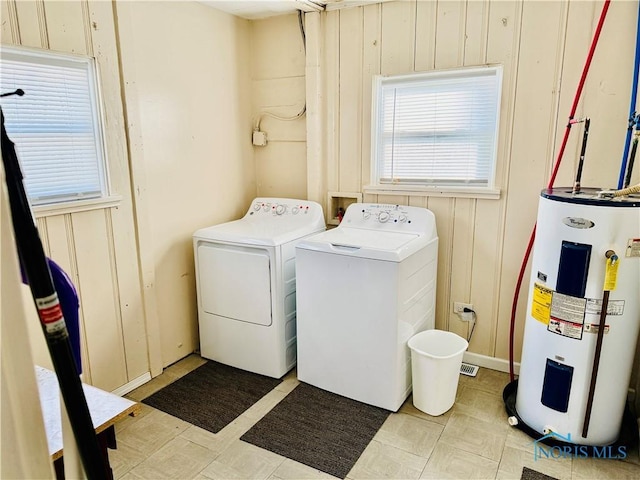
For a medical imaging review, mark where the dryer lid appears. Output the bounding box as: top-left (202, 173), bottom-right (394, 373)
top-left (193, 198), bottom-right (326, 246)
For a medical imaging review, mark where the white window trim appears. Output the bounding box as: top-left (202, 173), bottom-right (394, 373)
top-left (368, 65), bottom-right (503, 199)
top-left (0, 45), bottom-right (112, 208)
top-left (32, 195), bottom-right (122, 218)
top-left (363, 184), bottom-right (501, 200)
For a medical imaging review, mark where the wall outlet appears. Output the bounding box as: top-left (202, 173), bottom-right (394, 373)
top-left (453, 302), bottom-right (473, 314)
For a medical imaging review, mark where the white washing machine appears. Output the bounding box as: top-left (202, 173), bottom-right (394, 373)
top-left (193, 198), bottom-right (325, 378)
top-left (296, 203), bottom-right (438, 410)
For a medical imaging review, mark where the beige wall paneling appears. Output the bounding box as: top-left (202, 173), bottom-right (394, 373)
top-left (3, 0), bottom-right (153, 389)
top-left (466, 1), bottom-right (519, 357)
top-left (380, 0), bottom-right (415, 75)
top-left (111, 2), bottom-right (163, 378)
top-left (44, 215), bottom-right (91, 376)
top-left (408, 196), bottom-right (427, 209)
top-left (444, 1), bottom-right (478, 344)
top-left (253, 74), bottom-right (306, 198)
top-left (362, 193), bottom-right (378, 204)
top-left (252, 14), bottom-right (307, 199)
top-left (253, 78), bottom-right (306, 142)
top-left (449, 199), bottom-right (475, 341)
top-left (414, 0), bottom-right (436, 72)
top-left (413, 1), bottom-right (451, 332)
top-left (89, 0), bottom-right (153, 381)
top-left (42, 0), bottom-right (88, 54)
top-left (431, 1), bottom-right (465, 335)
top-left (255, 142), bottom-right (308, 199)
top-left (115, 2), bottom-right (255, 367)
top-left (252, 13), bottom-right (305, 79)
top-left (558, 1), bottom-right (637, 189)
top-left (338, 7), bottom-right (363, 194)
top-left (380, 195), bottom-right (409, 206)
top-left (425, 197), bottom-right (453, 331)
top-left (434, 0), bottom-right (465, 69)
top-left (494, 1), bottom-right (567, 361)
top-left (413, 1), bottom-right (450, 332)
top-left (464, 0), bottom-right (488, 66)
top-left (71, 210), bottom-right (127, 391)
top-left (324, 10), bottom-right (340, 218)
top-left (1, 0), bottom-right (19, 44)
top-left (361, 3), bottom-right (381, 189)
top-left (549, 2), bottom-right (596, 190)
top-left (12, 0), bottom-right (46, 48)
top-left (305, 12), bottom-right (326, 205)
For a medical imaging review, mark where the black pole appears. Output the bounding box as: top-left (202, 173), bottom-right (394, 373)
top-left (623, 136), bottom-right (637, 189)
top-left (572, 118), bottom-right (590, 194)
top-left (581, 250), bottom-right (616, 439)
top-left (1, 106), bottom-right (108, 479)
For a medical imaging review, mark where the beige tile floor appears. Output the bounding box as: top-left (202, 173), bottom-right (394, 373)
top-left (110, 354), bottom-right (640, 480)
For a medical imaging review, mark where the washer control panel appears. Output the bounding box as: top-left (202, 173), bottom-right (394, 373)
top-left (357, 204), bottom-right (412, 224)
top-left (342, 203), bottom-right (435, 234)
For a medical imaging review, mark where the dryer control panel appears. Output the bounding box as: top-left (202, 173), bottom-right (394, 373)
top-left (342, 203), bottom-right (436, 237)
top-left (249, 199), bottom-right (319, 217)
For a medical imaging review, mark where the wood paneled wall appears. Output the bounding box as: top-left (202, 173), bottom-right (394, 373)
top-left (251, 14), bottom-right (308, 200)
top-left (1, 0), bottom-right (150, 391)
top-left (306, 0), bottom-right (639, 365)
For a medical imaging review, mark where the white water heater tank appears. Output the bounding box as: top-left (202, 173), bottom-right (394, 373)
top-left (516, 188), bottom-right (640, 446)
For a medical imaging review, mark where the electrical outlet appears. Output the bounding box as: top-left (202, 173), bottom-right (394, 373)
top-left (453, 302), bottom-right (473, 314)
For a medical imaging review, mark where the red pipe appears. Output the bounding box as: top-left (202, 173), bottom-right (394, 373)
top-left (509, 0), bottom-right (611, 381)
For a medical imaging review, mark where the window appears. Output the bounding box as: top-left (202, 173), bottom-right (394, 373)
top-left (0, 46), bottom-right (107, 206)
top-left (371, 66), bottom-right (502, 194)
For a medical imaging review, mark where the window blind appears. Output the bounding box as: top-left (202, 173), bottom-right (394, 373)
top-left (374, 66), bottom-right (502, 189)
top-left (0, 48), bottom-right (106, 205)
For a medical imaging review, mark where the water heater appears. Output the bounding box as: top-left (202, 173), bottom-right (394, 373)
top-left (514, 188), bottom-right (640, 446)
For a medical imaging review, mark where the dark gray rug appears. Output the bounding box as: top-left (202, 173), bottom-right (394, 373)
top-left (142, 360), bottom-right (281, 433)
top-left (521, 467), bottom-right (559, 480)
top-left (240, 383), bottom-right (391, 479)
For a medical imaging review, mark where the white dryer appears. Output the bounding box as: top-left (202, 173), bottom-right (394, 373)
top-left (296, 203), bottom-right (438, 410)
top-left (193, 198), bottom-right (325, 378)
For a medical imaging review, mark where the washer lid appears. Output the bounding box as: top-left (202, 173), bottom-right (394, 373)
top-left (296, 227), bottom-right (431, 262)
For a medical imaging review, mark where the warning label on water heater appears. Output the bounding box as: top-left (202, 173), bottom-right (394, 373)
top-left (531, 283), bottom-right (553, 325)
top-left (585, 298), bottom-right (625, 316)
top-left (548, 292), bottom-right (586, 340)
top-left (627, 238), bottom-right (640, 258)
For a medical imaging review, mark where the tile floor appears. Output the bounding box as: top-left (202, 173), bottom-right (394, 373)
top-left (110, 354), bottom-right (640, 479)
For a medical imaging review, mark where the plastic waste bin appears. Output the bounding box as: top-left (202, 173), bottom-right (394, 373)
top-left (408, 330), bottom-right (468, 416)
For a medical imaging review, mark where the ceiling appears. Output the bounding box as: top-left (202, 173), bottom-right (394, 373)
top-left (199, 1), bottom-right (386, 20)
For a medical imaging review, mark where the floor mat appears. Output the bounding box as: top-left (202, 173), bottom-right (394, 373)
top-left (521, 467), bottom-right (559, 480)
top-left (142, 360), bottom-right (281, 434)
top-left (240, 383), bottom-right (391, 479)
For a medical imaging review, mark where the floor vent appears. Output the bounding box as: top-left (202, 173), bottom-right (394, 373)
top-left (460, 362), bottom-right (479, 377)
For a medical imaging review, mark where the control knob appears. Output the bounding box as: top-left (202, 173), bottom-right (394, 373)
top-left (362, 211), bottom-right (371, 220)
top-left (262, 203), bottom-right (270, 212)
top-left (254, 203), bottom-right (261, 211)
top-left (276, 204), bottom-right (286, 215)
top-left (292, 206), bottom-right (299, 215)
top-left (378, 211), bottom-right (390, 223)
top-left (398, 214), bottom-right (407, 223)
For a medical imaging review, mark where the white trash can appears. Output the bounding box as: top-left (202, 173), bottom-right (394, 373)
top-left (408, 330), bottom-right (469, 416)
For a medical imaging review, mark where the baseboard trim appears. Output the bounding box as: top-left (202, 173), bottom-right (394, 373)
top-left (463, 352), bottom-right (520, 376)
top-left (111, 372), bottom-right (151, 397)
